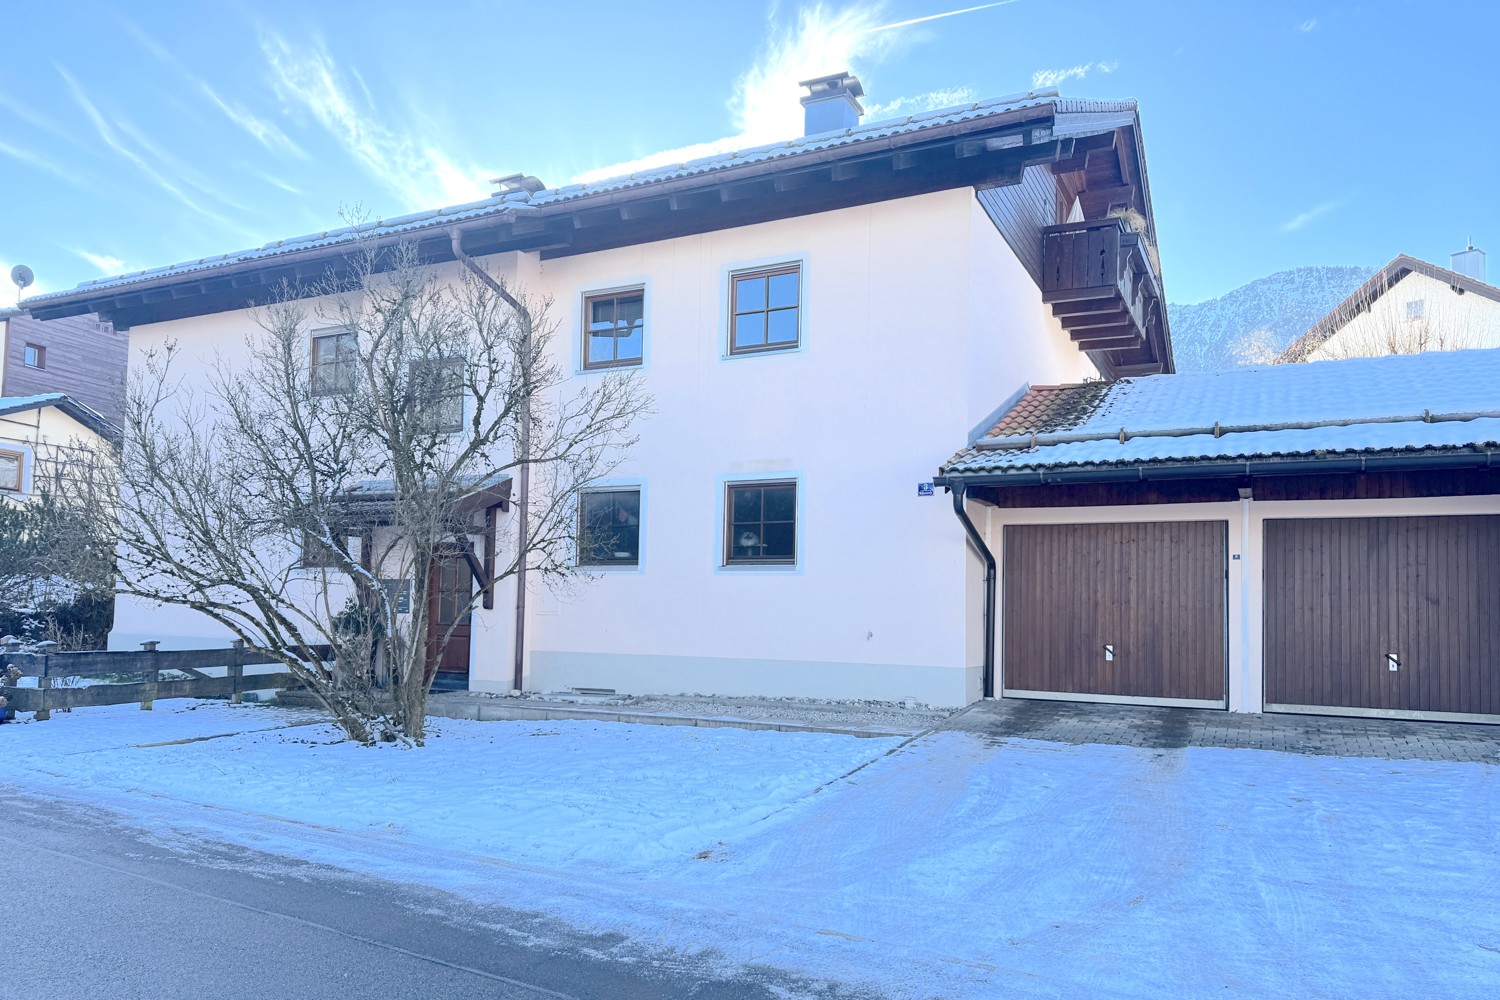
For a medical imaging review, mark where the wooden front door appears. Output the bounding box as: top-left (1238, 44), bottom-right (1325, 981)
top-left (425, 553), bottom-right (473, 690)
top-left (1002, 521), bottom-right (1228, 707)
top-left (1264, 515), bottom-right (1500, 720)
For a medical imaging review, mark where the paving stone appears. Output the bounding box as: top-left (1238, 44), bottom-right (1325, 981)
top-left (940, 699), bottom-right (1500, 764)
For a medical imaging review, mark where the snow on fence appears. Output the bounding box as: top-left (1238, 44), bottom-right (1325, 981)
top-left (0, 640), bottom-right (329, 721)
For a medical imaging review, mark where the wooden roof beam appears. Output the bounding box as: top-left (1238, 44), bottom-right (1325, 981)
top-left (613, 199), bottom-right (665, 221)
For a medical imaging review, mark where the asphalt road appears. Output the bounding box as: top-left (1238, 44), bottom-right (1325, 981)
top-left (0, 790), bottom-right (869, 1000)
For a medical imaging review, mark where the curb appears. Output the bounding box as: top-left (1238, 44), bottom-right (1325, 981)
top-left (425, 697), bottom-right (917, 739)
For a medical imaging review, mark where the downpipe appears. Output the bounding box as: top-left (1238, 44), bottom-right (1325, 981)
top-left (948, 482), bottom-right (997, 700)
top-left (450, 231), bottom-right (529, 694)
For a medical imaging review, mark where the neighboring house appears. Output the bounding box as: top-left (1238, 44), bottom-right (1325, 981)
top-left (1278, 247), bottom-right (1500, 363)
top-left (0, 392), bottom-right (116, 501)
top-left (0, 310), bottom-right (128, 428)
top-left (938, 348), bottom-right (1500, 724)
top-left (22, 74), bottom-right (1172, 707)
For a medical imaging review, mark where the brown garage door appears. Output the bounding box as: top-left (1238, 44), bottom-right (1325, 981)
top-left (1265, 515), bottom-right (1500, 721)
top-left (1002, 521), bottom-right (1228, 707)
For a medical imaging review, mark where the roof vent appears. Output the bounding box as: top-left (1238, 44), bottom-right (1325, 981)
top-left (1450, 241), bottom-right (1486, 282)
top-left (799, 71), bottom-right (864, 135)
top-left (490, 173), bottom-right (547, 197)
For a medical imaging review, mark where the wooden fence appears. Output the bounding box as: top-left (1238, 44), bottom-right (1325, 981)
top-left (0, 642), bottom-right (329, 721)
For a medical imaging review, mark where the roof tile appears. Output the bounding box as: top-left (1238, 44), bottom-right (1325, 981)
top-left (942, 348), bottom-right (1500, 478)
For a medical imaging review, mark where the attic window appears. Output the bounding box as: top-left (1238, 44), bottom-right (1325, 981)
top-left (23, 343), bottom-right (45, 369)
top-left (1406, 300), bottom-right (1425, 322)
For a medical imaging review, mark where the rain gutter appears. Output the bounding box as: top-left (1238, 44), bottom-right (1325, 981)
top-left (935, 447), bottom-right (1499, 489)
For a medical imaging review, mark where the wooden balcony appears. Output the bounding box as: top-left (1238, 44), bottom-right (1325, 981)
top-left (1042, 218), bottom-right (1170, 376)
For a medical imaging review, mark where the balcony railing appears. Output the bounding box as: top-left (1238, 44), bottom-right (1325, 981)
top-left (1042, 218), bottom-right (1167, 370)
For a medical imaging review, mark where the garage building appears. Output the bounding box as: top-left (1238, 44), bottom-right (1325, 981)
top-left (937, 348), bottom-right (1500, 723)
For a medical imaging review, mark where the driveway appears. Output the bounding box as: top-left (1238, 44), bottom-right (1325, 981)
top-left (942, 697), bottom-right (1500, 763)
top-left (3, 700), bottom-right (1498, 998)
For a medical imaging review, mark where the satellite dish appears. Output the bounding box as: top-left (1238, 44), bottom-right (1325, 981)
top-left (10, 264), bottom-right (34, 290)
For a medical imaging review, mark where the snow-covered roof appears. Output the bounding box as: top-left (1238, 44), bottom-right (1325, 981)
top-left (0, 392), bottom-right (118, 441)
top-left (22, 91), bottom-right (1133, 308)
top-left (941, 348), bottom-right (1500, 479)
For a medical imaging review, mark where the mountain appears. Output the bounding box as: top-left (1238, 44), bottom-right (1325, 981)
top-left (1168, 266), bottom-right (1376, 371)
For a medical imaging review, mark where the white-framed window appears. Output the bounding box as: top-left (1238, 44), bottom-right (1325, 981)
top-left (582, 288), bottom-right (645, 370)
top-left (723, 479), bottom-right (797, 565)
top-left (1406, 299), bottom-right (1426, 322)
top-left (23, 343), bottom-right (45, 369)
top-left (728, 263), bottom-right (801, 355)
top-left (0, 449), bottom-right (22, 492)
top-left (578, 488), bottom-right (641, 566)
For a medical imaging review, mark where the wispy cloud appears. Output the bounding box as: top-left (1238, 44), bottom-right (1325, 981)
top-left (73, 249), bottom-right (127, 275)
top-left (864, 86), bottom-right (976, 120)
top-left (0, 138), bottom-right (90, 189)
top-left (1279, 198), bottom-right (1346, 232)
top-left (57, 64), bottom-right (203, 211)
top-left (0, 90), bottom-right (88, 149)
top-left (1298, 19), bottom-right (1318, 32)
top-left (260, 30), bottom-right (488, 209)
top-left (56, 64), bottom-right (260, 243)
top-left (1032, 63), bottom-right (1094, 89)
top-left (576, 2), bottom-right (995, 184)
top-left (1097, 60), bottom-right (1119, 73)
top-left (252, 170), bottom-right (303, 196)
top-left (120, 18), bottom-right (307, 160)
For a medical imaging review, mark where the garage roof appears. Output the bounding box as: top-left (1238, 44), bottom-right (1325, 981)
top-left (941, 348), bottom-right (1500, 481)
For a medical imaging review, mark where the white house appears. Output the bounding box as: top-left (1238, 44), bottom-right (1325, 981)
top-left (23, 75), bottom-right (1173, 708)
top-left (0, 392), bottom-right (115, 501)
top-left (1279, 248), bottom-right (1500, 363)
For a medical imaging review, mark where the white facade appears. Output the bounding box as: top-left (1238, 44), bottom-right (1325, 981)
top-left (0, 399), bottom-right (104, 500)
top-left (1307, 271), bottom-right (1500, 361)
top-left (109, 188), bottom-right (1097, 704)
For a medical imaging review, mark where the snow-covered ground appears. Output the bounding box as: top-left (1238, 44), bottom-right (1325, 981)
top-left (4, 701), bottom-right (1498, 998)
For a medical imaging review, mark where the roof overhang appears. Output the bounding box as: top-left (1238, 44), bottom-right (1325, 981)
top-left (23, 97), bottom-right (1143, 331)
top-left (0, 393), bottom-right (119, 442)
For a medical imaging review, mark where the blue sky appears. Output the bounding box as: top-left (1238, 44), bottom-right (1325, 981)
top-left (2, 0), bottom-right (1497, 310)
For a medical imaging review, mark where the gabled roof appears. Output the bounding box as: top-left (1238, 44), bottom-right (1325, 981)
top-left (940, 348), bottom-right (1500, 482)
top-left (0, 392), bottom-right (119, 442)
top-left (21, 90), bottom-right (1151, 331)
top-left (1278, 255), bottom-right (1500, 362)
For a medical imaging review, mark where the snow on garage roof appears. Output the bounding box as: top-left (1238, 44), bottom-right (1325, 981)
top-left (941, 348), bottom-right (1500, 480)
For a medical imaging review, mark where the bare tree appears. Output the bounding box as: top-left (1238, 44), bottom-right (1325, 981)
top-left (59, 241), bottom-right (650, 743)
